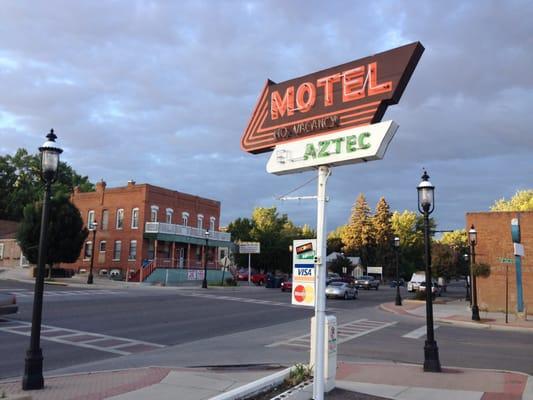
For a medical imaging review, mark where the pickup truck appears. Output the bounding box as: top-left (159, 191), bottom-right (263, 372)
top-left (354, 275), bottom-right (379, 290)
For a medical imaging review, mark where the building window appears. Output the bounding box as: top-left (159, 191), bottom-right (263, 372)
top-left (0, 243), bottom-right (4, 259)
top-left (131, 208), bottom-right (139, 229)
top-left (102, 210), bottom-right (109, 230)
top-left (128, 240), bottom-right (137, 260)
top-left (210, 217), bottom-right (216, 232)
top-left (197, 214), bottom-right (204, 229)
top-left (150, 205), bottom-right (159, 222)
top-left (87, 210), bottom-right (95, 229)
top-left (116, 209), bottom-right (124, 230)
top-left (113, 241), bottom-right (122, 260)
top-left (99, 241), bottom-right (106, 252)
top-left (84, 241), bottom-right (93, 259)
top-left (20, 254), bottom-right (29, 267)
top-left (182, 212), bottom-right (189, 226)
top-left (166, 208), bottom-right (173, 224)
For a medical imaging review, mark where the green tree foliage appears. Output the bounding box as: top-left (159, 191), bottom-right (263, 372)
top-left (327, 225), bottom-right (345, 254)
top-left (16, 194), bottom-right (88, 269)
top-left (490, 190), bottom-right (533, 211)
top-left (373, 197), bottom-right (394, 276)
top-left (0, 148), bottom-right (94, 221)
top-left (226, 207), bottom-right (315, 273)
top-left (435, 229), bottom-right (469, 279)
top-left (328, 255), bottom-right (353, 276)
top-left (342, 194), bottom-right (374, 266)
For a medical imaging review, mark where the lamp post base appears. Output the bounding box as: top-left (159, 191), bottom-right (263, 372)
top-left (87, 274), bottom-right (93, 285)
top-left (22, 349), bottom-right (44, 390)
top-left (423, 341), bottom-right (441, 372)
top-left (395, 293), bottom-right (402, 306)
top-left (472, 305), bottom-right (480, 321)
top-left (202, 279), bottom-right (207, 289)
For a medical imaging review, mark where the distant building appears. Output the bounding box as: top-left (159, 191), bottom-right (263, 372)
top-left (68, 180), bottom-right (232, 279)
top-left (466, 211), bottom-right (531, 314)
top-left (0, 220), bottom-right (30, 268)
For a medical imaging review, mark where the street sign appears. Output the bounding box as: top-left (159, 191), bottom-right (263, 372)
top-left (498, 257), bottom-right (514, 264)
top-left (266, 121), bottom-right (397, 175)
top-left (239, 242), bottom-right (261, 254)
top-left (292, 239), bottom-right (317, 307)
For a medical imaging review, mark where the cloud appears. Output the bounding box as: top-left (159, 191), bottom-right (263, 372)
top-left (0, 0), bottom-right (531, 233)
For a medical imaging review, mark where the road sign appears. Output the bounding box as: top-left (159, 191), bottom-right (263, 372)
top-left (498, 257), bottom-right (513, 264)
top-left (239, 242), bottom-right (260, 254)
top-left (266, 121), bottom-right (398, 175)
top-left (292, 239), bottom-right (317, 307)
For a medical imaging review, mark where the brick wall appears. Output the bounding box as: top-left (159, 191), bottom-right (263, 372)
top-left (466, 211), bottom-right (532, 313)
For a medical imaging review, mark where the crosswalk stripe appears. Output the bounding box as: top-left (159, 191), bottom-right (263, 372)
top-left (402, 325), bottom-right (439, 339)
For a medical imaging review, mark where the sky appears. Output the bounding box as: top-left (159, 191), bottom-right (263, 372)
top-left (1, 0), bottom-right (532, 233)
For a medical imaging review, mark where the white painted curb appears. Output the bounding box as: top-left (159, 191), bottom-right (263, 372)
top-left (208, 367), bottom-right (292, 400)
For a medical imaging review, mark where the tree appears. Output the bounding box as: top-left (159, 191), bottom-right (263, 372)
top-left (329, 255), bottom-right (353, 276)
top-left (490, 190), bottom-right (533, 211)
top-left (226, 207), bottom-right (314, 273)
top-left (342, 194), bottom-right (375, 266)
top-left (327, 225), bottom-right (345, 254)
top-left (373, 197), bottom-right (394, 276)
top-left (390, 210), bottom-right (426, 279)
top-left (436, 229), bottom-right (469, 279)
top-left (0, 148), bottom-right (94, 221)
top-left (16, 194), bottom-right (88, 273)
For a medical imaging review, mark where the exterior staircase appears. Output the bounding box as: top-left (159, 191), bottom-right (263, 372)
top-left (130, 260), bottom-right (156, 282)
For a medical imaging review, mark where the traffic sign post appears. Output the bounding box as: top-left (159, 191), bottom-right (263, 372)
top-left (239, 242), bottom-right (260, 286)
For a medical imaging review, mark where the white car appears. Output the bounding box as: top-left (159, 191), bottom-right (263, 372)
top-left (407, 272), bottom-right (426, 292)
top-left (326, 282), bottom-right (358, 300)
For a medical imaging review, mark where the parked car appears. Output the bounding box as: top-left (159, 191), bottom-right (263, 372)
top-left (326, 282), bottom-right (358, 300)
top-left (354, 275), bottom-right (379, 290)
top-left (237, 270), bottom-right (266, 285)
top-left (0, 293), bottom-right (18, 315)
top-left (407, 271), bottom-right (425, 292)
top-left (281, 280), bottom-right (292, 292)
top-left (326, 272), bottom-right (341, 285)
top-left (389, 279), bottom-right (405, 287)
top-left (418, 281), bottom-right (441, 296)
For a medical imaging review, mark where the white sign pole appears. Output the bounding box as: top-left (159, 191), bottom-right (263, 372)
top-left (248, 253), bottom-right (251, 286)
top-left (313, 165), bottom-right (330, 400)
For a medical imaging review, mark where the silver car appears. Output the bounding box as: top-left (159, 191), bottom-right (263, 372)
top-left (326, 282), bottom-right (358, 300)
top-left (0, 293), bottom-right (18, 315)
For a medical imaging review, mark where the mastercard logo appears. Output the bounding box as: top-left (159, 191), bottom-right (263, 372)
top-left (293, 284), bottom-right (314, 304)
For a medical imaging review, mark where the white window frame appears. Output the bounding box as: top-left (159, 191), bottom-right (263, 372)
top-left (182, 211), bottom-right (189, 226)
top-left (131, 208), bottom-right (139, 229)
top-left (128, 240), bottom-right (137, 260)
top-left (87, 210), bottom-right (95, 229)
top-left (150, 205), bottom-right (159, 222)
top-left (197, 214), bottom-right (204, 229)
top-left (84, 241), bottom-right (93, 260)
top-left (0, 243), bottom-right (4, 260)
top-left (209, 216), bottom-right (216, 232)
top-left (166, 208), bottom-right (173, 224)
top-left (116, 208), bottom-right (124, 230)
top-left (99, 240), bottom-right (106, 253)
top-left (113, 240), bottom-right (122, 261)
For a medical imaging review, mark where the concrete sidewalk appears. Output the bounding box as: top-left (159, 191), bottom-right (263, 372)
top-left (380, 298), bottom-right (533, 333)
top-left (1, 361), bottom-right (531, 400)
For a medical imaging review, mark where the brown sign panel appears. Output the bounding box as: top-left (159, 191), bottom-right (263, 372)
top-left (241, 42), bottom-right (424, 154)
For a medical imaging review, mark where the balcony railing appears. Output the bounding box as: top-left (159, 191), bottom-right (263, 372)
top-left (145, 222), bottom-right (231, 242)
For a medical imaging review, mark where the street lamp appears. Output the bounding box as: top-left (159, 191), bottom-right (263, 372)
top-left (463, 253), bottom-right (471, 302)
top-left (417, 170), bottom-right (441, 373)
top-left (468, 224), bottom-right (480, 321)
top-left (87, 221), bottom-right (98, 284)
top-left (394, 236), bottom-right (402, 306)
top-left (23, 130), bottom-right (63, 390)
top-left (202, 230), bottom-right (210, 289)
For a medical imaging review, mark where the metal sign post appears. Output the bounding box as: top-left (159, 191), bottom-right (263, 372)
top-left (313, 165), bottom-right (330, 400)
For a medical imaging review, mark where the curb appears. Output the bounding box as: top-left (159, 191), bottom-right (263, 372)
top-left (208, 367), bottom-right (292, 400)
top-left (379, 303), bottom-right (533, 334)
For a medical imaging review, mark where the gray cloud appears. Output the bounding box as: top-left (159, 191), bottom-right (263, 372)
top-left (1, 0), bottom-right (531, 233)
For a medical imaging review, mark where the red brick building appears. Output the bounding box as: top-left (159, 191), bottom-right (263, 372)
top-left (0, 220), bottom-right (30, 268)
top-left (69, 180), bottom-right (231, 278)
top-left (466, 211), bottom-right (531, 314)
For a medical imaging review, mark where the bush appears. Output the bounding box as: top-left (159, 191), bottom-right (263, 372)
top-left (472, 263), bottom-right (491, 278)
top-left (225, 277), bottom-right (237, 286)
top-left (286, 363), bottom-right (312, 386)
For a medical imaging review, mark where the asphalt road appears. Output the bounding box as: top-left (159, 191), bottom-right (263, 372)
top-left (0, 279), bottom-right (532, 381)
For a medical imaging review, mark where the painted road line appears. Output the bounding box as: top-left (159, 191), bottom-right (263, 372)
top-left (0, 318), bottom-right (165, 355)
top-left (402, 325), bottom-right (440, 339)
top-left (268, 319), bottom-right (397, 348)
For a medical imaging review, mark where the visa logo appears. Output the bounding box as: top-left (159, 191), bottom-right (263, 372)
top-left (297, 269), bottom-right (313, 276)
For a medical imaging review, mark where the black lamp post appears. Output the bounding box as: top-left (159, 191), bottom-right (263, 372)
top-left (394, 236), bottom-right (402, 306)
top-left (23, 130), bottom-right (63, 391)
top-left (87, 222), bottom-right (98, 284)
top-left (417, 170), bottom-right (441, 373)
top-left (469, 225), bottom-right (480, 321)
top-left (202, 230), bottom-right (210, 289)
